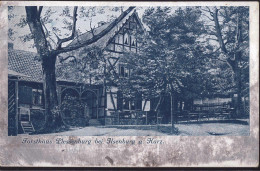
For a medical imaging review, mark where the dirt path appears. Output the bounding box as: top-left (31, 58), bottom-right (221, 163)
top-left (44, 120), bottom-right (249, 136)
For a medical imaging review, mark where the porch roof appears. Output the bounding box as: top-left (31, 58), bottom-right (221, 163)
top-left (8, 49), bottom-right (42, 83)
top-left (8, 69), bottom-right (30, 78)
top-left (8, 49), bottom-right (86, 84)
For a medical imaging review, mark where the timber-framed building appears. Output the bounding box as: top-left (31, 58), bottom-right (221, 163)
top-left (8, 8), bottom-right (153, 135)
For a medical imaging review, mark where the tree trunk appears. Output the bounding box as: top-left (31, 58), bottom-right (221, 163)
top-left (155, 95), bottom-right (163, 129)
top-left (170, 92), bottom-right (176, 134)
top-left (155, 94), bottom-right (163, 112)
top-left (39, 54), bottom-right (62, 132)
top-left (212, 7), bottom-right (244, 118)
top-left (233, 9), bottom-right (243, 117)
top-left (234, 52), bottom-right (242, 117)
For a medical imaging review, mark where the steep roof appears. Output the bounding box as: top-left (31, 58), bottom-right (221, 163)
top-left (8, 69), bottom-right (29, 78)
top-left (8, 49), bottom-right (42, 83)
top-left (60, 8), bottom-right (143, 59)
top-left (69, 22), bottom-right (111, 47)
top-left (68, 9), bottom-right (144, 48)
top-left (8, 49), bottom-right (84, 83)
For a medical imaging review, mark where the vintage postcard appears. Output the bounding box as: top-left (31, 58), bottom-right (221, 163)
top-left (0, 1), bottom-right (259, 167)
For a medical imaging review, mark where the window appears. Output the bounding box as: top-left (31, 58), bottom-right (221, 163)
top-left (123, 98), bottom-right (130, 110)
top-left (120, 66), bottom-right (125, 77)
top-left (132, 40), bottom-right (135, 47)
top-left (130, 101), bottom-right (135, 110)
top-left (117, 91), bottom-right (142, 111)
top-left (119, 65), bottom-right (130, 77)
top-left (118, 34), bottom-right (123, 44)
top-left (124, 37), bottom-right (128, 44)
top-left (125, 68), bottom-right (129, 77)
top-left (32, 89), bottom-right (43, 105)
top-left (124, 32), bottom-right (129, 45)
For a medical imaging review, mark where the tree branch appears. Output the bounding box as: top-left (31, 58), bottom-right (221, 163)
top-left (203, 47), bottom-right (221, 57)
top-left (207, 31), bottom-right (217, 36)
top-left (41, 19), bottom-right (56, 49)
top-left (207, 37), bottom-right (219, 42)
top-left (53, 31), bottom-right (61, 42)
top-left (201, 13), bottom-right (214, 21)
top-left (56, 6), bottom-right (78, 49)
top-left (212, 7), bottom-right (228, 54)
top-left (201, 8), bottom-right (211, 14)
top-left (202, 7), bottom-right (214, 16)
top-left (25, 6), bottom-right (49, 56)
top-left (226, 57), bottom-right (235, 71)
top-left (218, 10), bottom-right (225, 18)
top-left (90, 21), bottom-right (95, 37)
top-left (59, 55), bottom-right (77, 63)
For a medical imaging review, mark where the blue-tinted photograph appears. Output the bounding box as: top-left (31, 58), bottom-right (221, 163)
top-left (8, 6), bottom-right (249, 136)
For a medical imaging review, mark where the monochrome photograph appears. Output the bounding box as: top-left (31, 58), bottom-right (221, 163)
top-left (0, 1), bottom-right (258, 167)
top-left (7, 5), bottom-right (250, 136)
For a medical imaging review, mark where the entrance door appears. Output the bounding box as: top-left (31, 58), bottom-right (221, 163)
top-left (81, 91), bottom-right (98, 119)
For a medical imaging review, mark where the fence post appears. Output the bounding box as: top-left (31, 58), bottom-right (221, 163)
top-left (243, 97), bottom-right (246, 116)
top-left (146, 111), bottom-right (148, 125)
top-left (118, 111), bottom-right (120, 125)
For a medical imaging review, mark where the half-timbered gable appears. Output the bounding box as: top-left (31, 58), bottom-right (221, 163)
top-left (105, 13), bottom-right (142, 78)
top-left (62, 9), bottom-right (144, 83)
top-left (59, 8), bottom-right (147, 123)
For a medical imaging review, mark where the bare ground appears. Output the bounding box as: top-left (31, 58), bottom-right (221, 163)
top-left (42, 119), bottom-right (249, 136)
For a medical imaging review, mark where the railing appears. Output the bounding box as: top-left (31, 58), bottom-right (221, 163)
top-left (29, 108), bottom-right (45, 131)
top-left (109, 111), bottom-right (159, 125)
top-left (176, 106), bottom-right (235, 123)
top-left (18, 107), bottom-right (30, 121)
top-left (18, 107), bottom-right (45, 122)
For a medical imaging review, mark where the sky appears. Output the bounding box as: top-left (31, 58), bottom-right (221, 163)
top-left (9, 6), bottom-right (150, 52)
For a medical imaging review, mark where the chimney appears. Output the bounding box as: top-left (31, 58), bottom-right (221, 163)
top-left (98, 21), bottom-right (106, 27)
top-left (8, 42), bottom-right (14, 50)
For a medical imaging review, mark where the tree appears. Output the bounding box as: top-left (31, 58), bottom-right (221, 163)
top-left (9, 6), bottom-right (136, 133)
top-left (202, 6), bottom-right (249, 116)
top-left (115, 7), bottom-right (206, 133)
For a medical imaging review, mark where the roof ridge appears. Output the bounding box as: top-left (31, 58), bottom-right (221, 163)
top-left (68, 21), bottom-right (111, 46)
top-left (79, 21), bottom-right (111, 37)
top-left (67, 7), bottom-right (136, 48)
